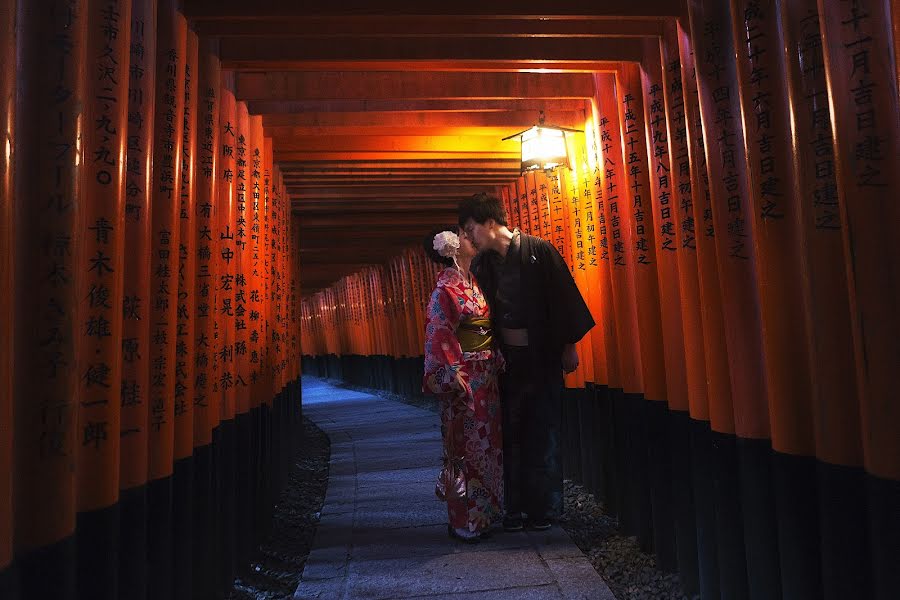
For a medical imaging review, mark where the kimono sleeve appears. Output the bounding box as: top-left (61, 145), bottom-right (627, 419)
top-left (545, 241), bottom-right (595, 345)
top-left (423, 285), bottom-right (466, 395)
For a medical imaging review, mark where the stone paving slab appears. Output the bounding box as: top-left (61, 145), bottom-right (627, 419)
top-left (295, 377), bottom-right (616, 600)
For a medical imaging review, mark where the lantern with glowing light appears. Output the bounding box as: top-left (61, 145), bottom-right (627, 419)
top-left (502, 111), bottom-right (582, 173)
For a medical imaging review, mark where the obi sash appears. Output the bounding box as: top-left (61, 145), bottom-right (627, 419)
top-left (456, 317), bottom-right (493, 352)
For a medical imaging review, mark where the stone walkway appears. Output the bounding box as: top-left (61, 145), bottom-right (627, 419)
top-left (294, 377), bottom-right (616, 600)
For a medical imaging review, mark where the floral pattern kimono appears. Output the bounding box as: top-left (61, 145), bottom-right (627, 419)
top-left (423, 267), bottom-right (504, 533)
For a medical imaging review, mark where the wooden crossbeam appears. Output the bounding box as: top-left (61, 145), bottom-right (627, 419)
top-left (221, 37), bottom-right (643, 65)
top-left (236, 71), bottom-right (595, 102)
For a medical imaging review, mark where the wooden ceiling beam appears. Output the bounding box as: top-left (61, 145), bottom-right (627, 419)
top-left (221, 37), bottom-right (643, 64)
top-left (272, 135), bottom-right (517, 153)
top-left (262, 110), bottom-right (584, 129)
top-left (291, 185), bottom-right (495, 198)
top-left (196, 16), bottom-right (665, 37)
top-left (277, 158), bottom-right (520, 170)
top-left (251, 98), bottom-right (586, 114)
top-left (183, 0), bottom-right (680, 18)
top-left (229, 59), bottom-right (621, 73)
top-left (235, 71), bottom-right (595, 102)
top-left (274, 151), bottom-right (519, 161)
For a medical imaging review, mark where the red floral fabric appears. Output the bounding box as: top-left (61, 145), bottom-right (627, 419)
top-left (423, 267), bottom-right (504, 533)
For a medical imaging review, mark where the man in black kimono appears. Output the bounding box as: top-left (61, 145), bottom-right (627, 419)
top-left (459, 192), bottom-right (594, 530)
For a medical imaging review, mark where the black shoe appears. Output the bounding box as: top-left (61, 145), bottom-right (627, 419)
top-left (528, 518), bottom-right (551, 531)
top-left (447, 524), bottom-right (480, 544)
top-left (502, 516), bottom-right (524, 532)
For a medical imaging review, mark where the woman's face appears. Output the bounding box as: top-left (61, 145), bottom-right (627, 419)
top-left (457, 229), bottom-right (476, 260)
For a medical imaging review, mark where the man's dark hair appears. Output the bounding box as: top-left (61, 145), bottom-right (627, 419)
top-left (458, 192), bottom-right (508, 228)
top-left (423, 225), bottom-right (459, 267)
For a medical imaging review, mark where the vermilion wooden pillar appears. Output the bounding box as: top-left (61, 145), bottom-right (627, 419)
top-left (729, 1), bottom-right (822, 597)
top-left (172, 28), bottom-right (197, 600)
top-left (192, 36), bottom-right (220, 600)
top-left (119, 2), bottom-right (156, 598)
top-left (817, 1), bottom-right (900, 597)
top-left (657, 23), bottom-right (702, 596)
top-left (232, 100), bottom-right (253, 566)
top-left (640, 34), bottom-right (696, 579)
top-left (147, 1), bottom-right (186, 597)
top-left (14, 2), bottom-right (87, 598)
top-left (587, 97), bottom-right (625, 518)
top-left (688, 0), bottom-right (781, 597)
top-left (76, 1), bottom-right (132, 598)
top-left (615, 62), bottom-right (676, 569)
top-left (0, 0), bottom-right (13, 596)
top-left (780, 2), bottom-right (869, 597)
top-left (216, 83), bottom-right (237, 591)
top-left (594, 73), bottom-right (649, 546)
top-left (247, 115), bottom-right (265, 546)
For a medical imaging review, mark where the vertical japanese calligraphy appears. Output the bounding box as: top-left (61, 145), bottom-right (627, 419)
top-left (193, 38), bottom-right (219, 451)
top-left (148, 0), bottom-right (186, 482)
top-left (14, 0), bottom-right (87, 566)
top-left (174, 29), bottom-right (198, 464)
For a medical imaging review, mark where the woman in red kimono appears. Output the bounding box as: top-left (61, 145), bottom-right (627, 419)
top-left (423, 226), bottom-right (504, 543)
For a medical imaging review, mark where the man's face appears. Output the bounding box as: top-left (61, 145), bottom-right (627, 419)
top-left (462, 218), bottom-right (492, 251)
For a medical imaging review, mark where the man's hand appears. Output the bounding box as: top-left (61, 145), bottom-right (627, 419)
top-left (561, 343), bottom-right (579, 373)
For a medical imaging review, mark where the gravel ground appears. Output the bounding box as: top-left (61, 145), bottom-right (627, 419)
top-left (559, 480), bottom-right (692, 600)
top-left (228, 416), bottom-right (331, 600)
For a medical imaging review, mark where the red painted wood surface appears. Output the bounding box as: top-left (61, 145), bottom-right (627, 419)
top-left (217, 87), bottom-right (237, 422)
top-left (175, 28), bottom-right (198, 460)
top-left (121, 0), bottom-right (157, 490)
top-left (192, 37), bottom-right (220, 448)
top-left (688, 0), bottom-right (770, 440)
top-left (0, 0), bottom-right (13, 571)
top-left (14, 0), bottom-right (87, 553)
top-left (780, 0), bottom-right (862, 469)
top-left (148, 0), bottom-right (186, 481)
top-left (818, 0), bottom-right (900, 482)
top-left (76, 0), bottom-right (133, 512)
top-left (595, 73), bottom-right (644, 396)
top-left (234, 101), bottom-right (251, 415)
top-left (615, 63), bottom-right (668, 405)
top-left (642, 37), bottom-right (689, 413)
top-left (679, 16), bottom-right (733, 432)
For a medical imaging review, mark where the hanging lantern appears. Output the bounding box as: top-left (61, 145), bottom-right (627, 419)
top-left (503, 111), bottom-right (582, 173)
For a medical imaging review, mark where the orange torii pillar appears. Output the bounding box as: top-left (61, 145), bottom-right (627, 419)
top-left (215, 82), bottom-right (237, 591)
top-left (232, 100), bottom-right (253, 567)
top-left (13, 1), bottom-right (86, 598)
top-left (147, 1), bottom-right (186, 597)
top-left (678, 12), bottom-right (737, 598)
top-left (191, 36), bottom-right (221, 600)
top-left (171, 28), bottom-right (198, 600)
top-left (586, 101), bottom-right (627, 521)
top-left (75, 1), bottom-right (132, 598)
top-left (247, 115), bottom-right (265, 545)
top-left (639, 39), bottom-right (691, 575)
top-left (259, 136), bottom-right (274, 538)
top-left (781, 2), bottom-right (869, 597)
top-left (615, 63), bottom-right (676, 567)
top-left (594, 74), bottom-right (650, 548)
top-left (729, 1), bottom-right (824, 597)
top-left (659, 19), bottom-right (705, 597)
top-left (0, 0), bottom-right (13, 595)
top-left (818, 1), bottom-right (900, 597)
top-left (688, 0), bottom-right (782, 597)
top-left (119, 1), bottom-right (156, 597)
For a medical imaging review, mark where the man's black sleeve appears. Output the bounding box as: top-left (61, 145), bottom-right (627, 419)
top-left (544, 241), bottom-right (595, 345)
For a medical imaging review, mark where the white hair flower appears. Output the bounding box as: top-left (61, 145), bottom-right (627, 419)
top-left (433, 231), bottom-right (460, 259)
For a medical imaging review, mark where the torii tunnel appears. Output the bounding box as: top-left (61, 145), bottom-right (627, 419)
top-left (0, 0), bottom-right (897, 599)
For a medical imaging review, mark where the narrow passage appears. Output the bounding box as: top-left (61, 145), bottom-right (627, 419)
top-left (295, 377), bottom-right (616, 600)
